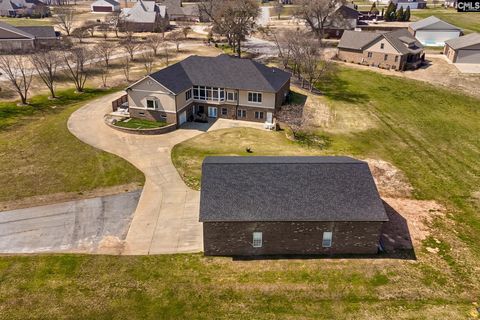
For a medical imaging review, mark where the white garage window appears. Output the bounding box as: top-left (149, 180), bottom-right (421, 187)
top-left (252, 232), bottom-right (262, 248)
top-left (322, 231), bottom-right (332, 248)
top-left (146, 97), bottom-right (159, 110)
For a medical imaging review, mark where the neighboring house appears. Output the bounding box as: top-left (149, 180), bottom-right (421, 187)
top-left (312, 4), bottom-right (359, 38)
top-left (199, 156), bottom-right (389, 256)
top-left (91, 0), bottom-right (120, 13)
top-left (409, 16), bottom-right (462, 46)
top-left (159, 0), bottom-right (207, 22)
top-left (444, 0), bottom-right (457, 7)
top-left (125, 54), bottom-right (291, 127)
top-left (391, 0), bottom-right (427, 9)
top-left (0, 21), bottom-right (58, 52)
top-left (0, 0), bottom-right (49, 18)
top-left (121, 0), bottom-right (169, 32)
top-left (338, 29), bottom-right (425, 71)
top-left (444, 33), bottom-right (480, 64)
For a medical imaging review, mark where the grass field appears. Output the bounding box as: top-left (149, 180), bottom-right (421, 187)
top-left (115, 118), bottom-right (167, 129)
top-left (0, 88), bottom-right (145, 203)
top-left (0, 68), bottom-right (479, 318)
top-left (411, 8), bottom-right (480, 33)
top-left (0, 17), bottom-right (53, 26)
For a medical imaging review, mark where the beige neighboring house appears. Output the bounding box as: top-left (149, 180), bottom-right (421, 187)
top-left (444, 33), bottom-right (480, 64)
top-left (337, 29), bottom-right (425, 71)
top-left (125, 54), bottom-right (291, 127)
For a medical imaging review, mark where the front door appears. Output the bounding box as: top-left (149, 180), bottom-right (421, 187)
top-left (266, 112), bottom-right (273, 123)
top-left (208, 106), bottom-right (217, 118)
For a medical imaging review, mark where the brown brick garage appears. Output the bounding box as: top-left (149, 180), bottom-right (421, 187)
top-left (204, 221), bottom-right (384, 256)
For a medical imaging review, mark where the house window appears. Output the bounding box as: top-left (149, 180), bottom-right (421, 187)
top-left (227, 91), bottom-right (237, 102)
top-left (252, 232), bottom-right (262, 248)
top-left (193, 86), bottom-right (199, 99)
top-left (146, 97), bottom-right (159, 109)
top-left (199, 86), bottom-right (206, 100)
top-left (380, 43), bottom-right (384, 49)
top-left (395, 56), bottom-right (399, 62)
top-left (367, 52), bottom-right (372, 58)
top-left (254, 111), bottom-right (264, 119)
top-left (221, 107), bottom-right (228, 116)
top-left (248, 92), bottom-right (262, 103)
top-left (384, 54), bottom-right (388, 61)
top-left (185, 89), bottom-right (192, 101)
top-left (219, 88), bottom-right (225, 101)
top-left (322, 231), bottom-right (332, 248)
top-left (237, 109), bottom-right (246, 118)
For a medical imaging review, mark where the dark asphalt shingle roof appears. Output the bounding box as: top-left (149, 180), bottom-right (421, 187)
top-left (338, 30), bottom-right (382, 50)
top-left (0, 21), bottom-right (35, 39)
top-left (384, 29), bottom-right (423, 55)
top-left (16, 26), bottom-right (56, 39)
top-left (199, 156), bottom-right (388, 223)
top-left (147, 54), bottom-right (291, 94)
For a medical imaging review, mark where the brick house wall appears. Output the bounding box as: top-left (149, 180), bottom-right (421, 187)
top-left (203, 221), bottom-right (384, 256)
top-left (338, 48), bottom-right (403, 70)
top-left (129, 108), bottom-right (177, 124)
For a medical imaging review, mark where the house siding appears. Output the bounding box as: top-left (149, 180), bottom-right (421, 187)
top-left (203, 221), bottom-right (384, 256)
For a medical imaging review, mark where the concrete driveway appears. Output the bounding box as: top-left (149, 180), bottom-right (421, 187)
top-left (68, 92), bottom-right (264, 255)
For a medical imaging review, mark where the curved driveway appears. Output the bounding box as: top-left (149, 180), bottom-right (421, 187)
top-left (68, 92), bottom-right (264, 255)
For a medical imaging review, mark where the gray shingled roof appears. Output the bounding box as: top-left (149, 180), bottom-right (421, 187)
top-left (17, 26), bottom-right (56, 39)
top-left (0, 21), bottom-right (35, 39)
top-left (147, 54), bottom-right (291, 94)
top-left (338, 30), bottom-right (382, 50)
top-left (445, 33), bottom-right (480, 49)
top-left (410, 16), bottom-right (462, 31)
top-left (384, 29), bottom-right (423, 55)
top-left (199, 156), bottom-right (388, 223)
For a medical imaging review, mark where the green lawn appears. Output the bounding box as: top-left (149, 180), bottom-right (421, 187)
top-left (115, 118), bottom-right (167, 129)
top-left (1, 69), bottom-right (479, 318)
top-left (0, 88), bottom-right (145, 203)
top-left (411, 8), bottom-right (480, 33)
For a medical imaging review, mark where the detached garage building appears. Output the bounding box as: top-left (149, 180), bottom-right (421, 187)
top-left (444, 33), bottom-right (480, 64)
top-left (200, 156), bottom-right (389, 256)
top-left (409, 16), bottom-right (462, 46)
top-left (91, 0), bottom-right (120, 13)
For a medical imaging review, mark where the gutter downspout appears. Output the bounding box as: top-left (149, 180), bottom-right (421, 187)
top-left (235, 89), bottom-right (239, 120)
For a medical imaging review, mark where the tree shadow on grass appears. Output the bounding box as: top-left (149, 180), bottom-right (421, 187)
top-left (316, 74), bottom-right (370, 104)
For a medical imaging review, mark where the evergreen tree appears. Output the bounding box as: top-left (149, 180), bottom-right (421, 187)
top-left (396, 6), bottom-right (404, 21)
top-left (384, 2), bottom-right (396, 21)
top-left (370, 2), bottom-right (380, 15)
top-left (404, 6), bottom-right (411, 21)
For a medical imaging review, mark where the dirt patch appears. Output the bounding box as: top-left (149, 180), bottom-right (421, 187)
top-left (0, 183), bottom-right (142, 212)
top-left (365, 159), bottom-right (413, 198)
top-left (97, 236), bottom-right (126, 255)
top-left (381, 197), bottom-right (444, 252)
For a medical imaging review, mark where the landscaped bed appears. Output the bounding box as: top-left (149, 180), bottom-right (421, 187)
top-left (114, 118), bottom-right (168, 130)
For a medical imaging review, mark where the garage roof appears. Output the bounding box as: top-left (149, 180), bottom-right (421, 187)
top-left (199, 156), bottom-right (388, 222)
top-left (410, 16), bottom-right (462, 31)
top-left (445, 33), bottom-right (480, 49)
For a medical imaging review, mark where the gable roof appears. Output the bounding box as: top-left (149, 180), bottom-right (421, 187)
top-left (383, 29), bottom-right (423, 55)
top-left (445, 33), bottom-right (480, 49)
top-left (92, 0), bottom-right (119, 6)
top-left (16, 26), bottom-right (56, 39)
top-left (410, 16), bottom-right (462, 31)
top-left (123, 0), bottom-right (166, 23)
top-left (199, 156), bottom-right (388, 223)
top-left (338, 30), bottom-right (382, 50)
top-left (141, 54), bottom-right (291, 94)
top-left (0, 21), bottom-right (35, 39)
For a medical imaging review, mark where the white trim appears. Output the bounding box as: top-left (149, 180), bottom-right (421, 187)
top-left (247, 91), bottom-right (263, 104)
top-left (252, 232), bottom-right (262, 248)
top-left (127, 75), bottom-right (176, 95)
top-left (322, 231), bottom-right (333, 248)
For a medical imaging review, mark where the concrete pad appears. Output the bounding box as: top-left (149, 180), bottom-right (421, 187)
top-left (454, 63), bottom-right (480, 74)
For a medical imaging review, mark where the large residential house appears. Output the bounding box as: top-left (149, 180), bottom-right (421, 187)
top-left (159, 0), bottom-right (208, 22)
top-left (200, 156), bottom-right (389, 256)
top-left (0, 21), bottom-right (58, 52)
top-left (0, 0), bottom-right (49, 17)
top-left (338, 29), bottom-right (425, 71)
top-left (125, 54), bottom-right (291, 127)
top-left (121, 0), bottom-right (169, 32)
top-left (312, 4), bottom-right (359, 39)
top-left (409, 16), bottom-right (462, 46)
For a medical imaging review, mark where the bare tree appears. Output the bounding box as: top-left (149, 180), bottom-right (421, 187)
top-left (121, 32), bottom-right (142, 60)
top-left (199, 0), bottom-right (259, 57)
top-left (276, 104), bottom-right (306, 138)
top-left (145, 33), bottom-right (163, 55)
top-left (83, 20), bottom-right (99, 37)
top-left (162, 41), bottom-right (170, 66)
top-left (54, 8), bottom-right (76, 36)
top-left (94, 42), bottom-right (116, 68)
top-left (182, 26), bottom-right (192, 39)
top-left (168, 31), bottom-right (183, 52)
top-left (299, 41), bottom-right (334, 91)
top-left (142, 51), bottom-right (155, 75)
top-left (106, 11), bottom-right (122, 38)
top-left (122, 55), bottom-right (131, 82)
top-left (30, 50), bottom-right (61, 99)
top-left (295, 0), bottom-right (346, 39)
top-left (63, 47), bottom-right (91, 92)
top-left (71, 26), bottom-right (89, 43)
top-left (0, 55), bottom-right (33, 105)
top-left (273, 1), bottom-right (284, 20)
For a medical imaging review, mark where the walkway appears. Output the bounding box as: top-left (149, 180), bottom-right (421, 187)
top-left (68, 92), bottom-right (265, 254)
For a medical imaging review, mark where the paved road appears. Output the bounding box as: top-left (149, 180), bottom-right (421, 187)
top-left (0, 190), bottom-right (141, 254)
top-left (68, 92), bottom-right (264, 254)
